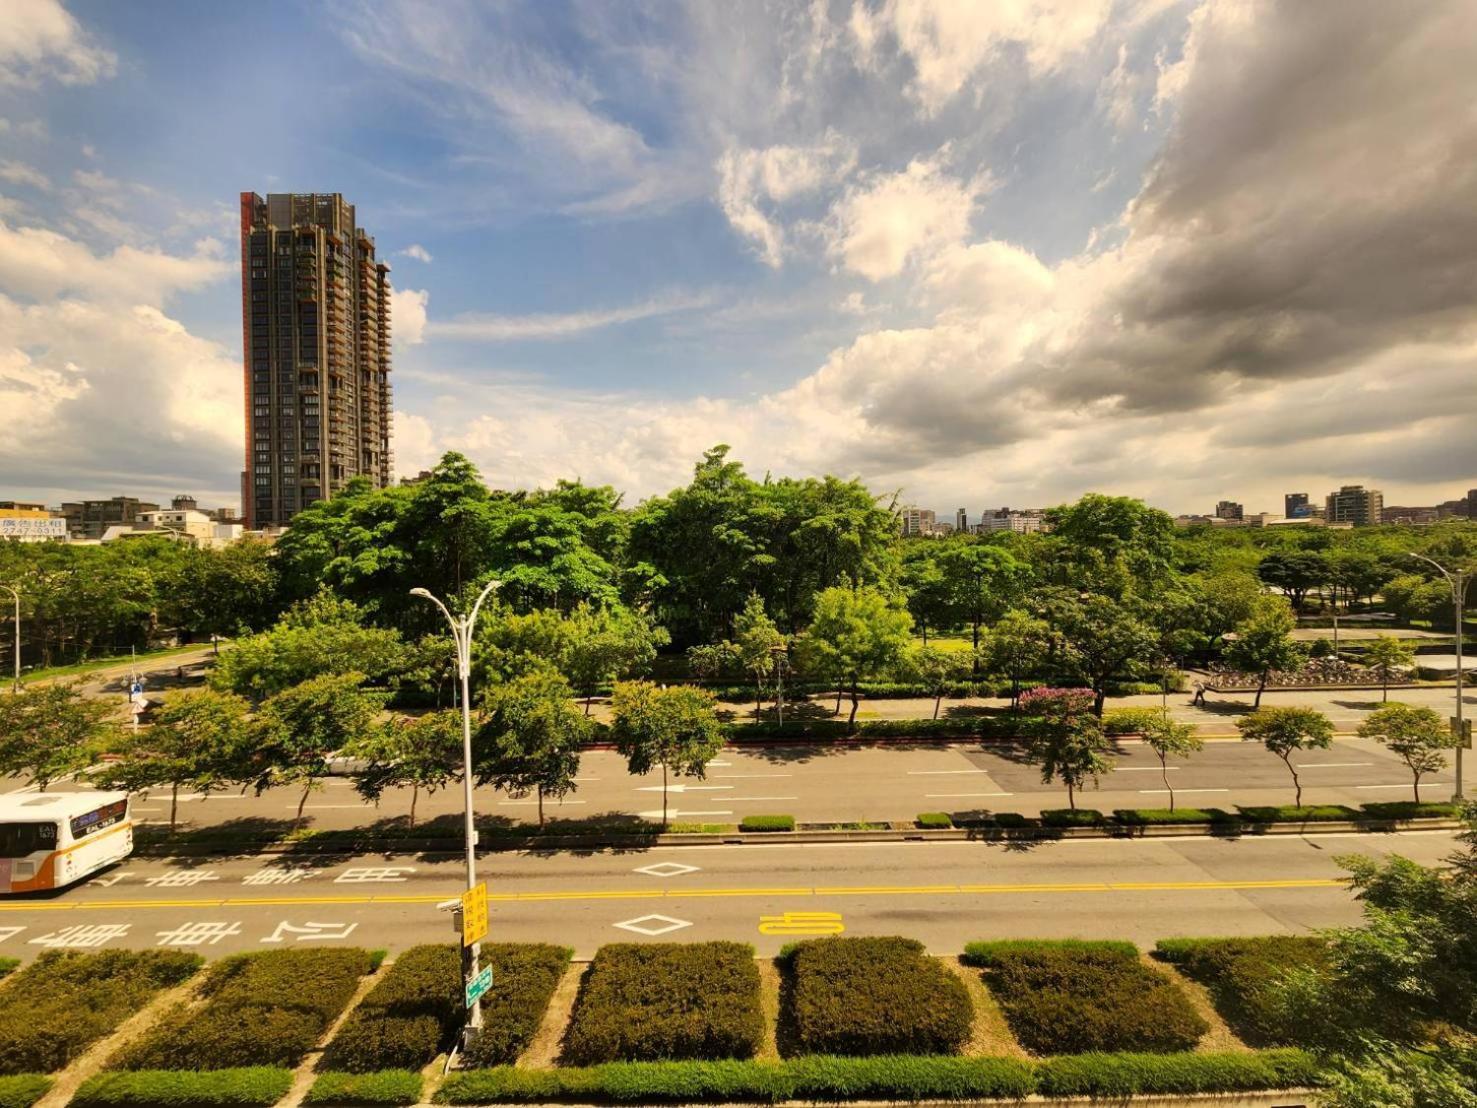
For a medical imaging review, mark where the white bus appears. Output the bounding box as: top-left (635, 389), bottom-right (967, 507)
top-left (0, 790), bottom-right (133, 894)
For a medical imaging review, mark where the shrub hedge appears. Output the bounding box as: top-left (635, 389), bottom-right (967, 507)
top-left (784, 937), bottom-right (972, 1057)
top-left (1154, 936), bottom-right (1328, 1046)
top-left (915, 812), bottom-right (953, 828)
top-left (562, 942), bottom-right (764, 1065)
top-left (434, 1050), bottom-right (1309, 1104)
top-left (461, 943), bottom-right (573, 1068)
top-left (1039, 808), bottom-right (1105, 827)
top-left (70, 1068), bottom-right (293, 1107)
top-left (305, 1070), bottom-right (423, 1106)
top-left (1360, 801), bottom-right (1461, 820)
top-left (320, 945), bottom-right (461, 1072)
top-left (0, 959), bottom-right (17, 981)
top-left (112, 948), bottom-right (372, 1071)
top-left (1035, 1049), bottom-right (1319, 1096)
top-left (964, 939), bottom-right (1207, 1054)
top-left (0, 1076), bottom-right (49, 1108)
top-left (740, 815), bottom-right (794, 832)
top-left (1238, 804), bottom-right (1359, 822)
top-left (0, 949), bottom-right (201, 1076)
top-left (1113, 807), bottom-right (1236, 825)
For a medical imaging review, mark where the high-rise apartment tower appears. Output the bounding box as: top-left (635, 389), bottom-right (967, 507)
top-left (1325, 484), bottom-right (1383, 526)
top-left (240, 193), bottom-right (393, 528)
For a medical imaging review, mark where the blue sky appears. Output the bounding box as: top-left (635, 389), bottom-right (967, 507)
top-left (3, 0), bottom-right (1475, 517)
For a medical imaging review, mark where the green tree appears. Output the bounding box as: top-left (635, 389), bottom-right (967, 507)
top-left (980, 609), bottom-right (1049, 707)
top-left (1257, 551), bottom-right (1329, 612)
top-left (476, 671), bottom-right (589, 827)
top-left (0, 683), bottom-right (117, 791)
top-left (794, 585), bottom-right (913, 730)
top-left (1236, 706), bottom-right (1334, 807)
top-left (1381, 573), bottom-right (1451, 626)
top-left (906, 645), bottom-right (970, 720)
top-left (1043, 591), bottom-right (1159, 715)
top-left (730, 594), bottom-right (786, 716)
top-left (1362, 635), bottom-right (1417, 701)
top-left (1224, 595), bottom-right (1304, 708)
top-left (163, 540), bottom-right (278, 646)
top-left (349, 710), bottom-right (463, 829)
top-left (92, 689), bottom-right (251, 830)
top-left (899, 544), bottom-right (954, 645)
top-left (563, 603), bottom-right (667, 715)
top-left (1271, 814), bottom-right (1477, 1108)
top-left (1107, 707), bottom-right (1203, 811)
top-left (1041, 494), bottom-right (1176, 596)
top-left (1357, 702), bottom-right (1458, 802)
top-left (1017, 687), bottom-right (1112, 810)
top-left (252, 671), bottom-right (384, 829)
top-left (211, 594), bottom-right (409, 700)
top-left (937, 542), bottom-right (1028, 664)
top-left (610, 681), bottom-right (724, 828)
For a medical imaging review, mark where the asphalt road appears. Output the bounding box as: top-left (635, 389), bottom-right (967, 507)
top-left (17, 731), bottom-right (1455, 834)
top-left (0, 831), bottom-right (1459, 962)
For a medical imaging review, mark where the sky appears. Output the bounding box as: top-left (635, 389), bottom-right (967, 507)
top-left (2, 0), bottom-right (1475, 518)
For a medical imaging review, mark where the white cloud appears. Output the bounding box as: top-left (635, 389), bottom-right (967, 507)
top-left (827, 152), bottom-right (989, 280)
top-left (0, 0), bottom-right (116, 87)
top-left (397, 243), bottom-right (433, 263)
top-left (390, 286), bottom-right (428, 348)
top-left (0, 220), bottom-right (230, 304)
top-left (0, 161), bottom-right (50, 190)
top-left (716, 134), bottom-right (856, 266)
top-left (429, 290), bottom-right (716, 342)
top-left (860, 0), bottom-right (1112, 114)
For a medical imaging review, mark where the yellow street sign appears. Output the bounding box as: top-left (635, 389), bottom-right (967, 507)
top-left (461, 883), bottom-right (488, 947)
top-left (758, 910), bottom-right (844, 936)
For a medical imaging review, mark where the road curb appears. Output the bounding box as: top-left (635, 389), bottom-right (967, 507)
top-left (134, 817), bottom-right (1464, 858)
top-left (426, 1090), bottom-right (1317, 1108)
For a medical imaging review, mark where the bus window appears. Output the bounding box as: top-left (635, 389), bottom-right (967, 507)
top-left (0, 822), bottom-right (58, 859)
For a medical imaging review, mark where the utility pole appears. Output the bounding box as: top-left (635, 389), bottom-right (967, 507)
top-left (410, 580), bottom-right (501, 1042)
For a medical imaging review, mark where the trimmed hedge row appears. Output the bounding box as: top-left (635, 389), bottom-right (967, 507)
top-left (70, 1068), bottom-right (292, 1107)
top-left (784, 937), bottom-right (972, 1056)
top-left (740, 815), bottom-right (793, 832)
top-left (1154, 936), bottom-right (1328, 1046)
top-left (112, 948), bottom-right (372, 1071)
top-left (0, 949), bottom-right (201, 1076)
top-left (462, 943), bottom-right (574, 1068)
top-left (915, 811), bottom-right (952, 828)
top-left (434, 1050), bottom-right (1313, 1104)
top-left (963, 939), bottom-right (1207, 1054)
top-left (320, 945), bottom-right (461, 1072)
top-left (562, 942), bottom-right (764, 1065)
top-left (306, 1070), bottom-right (423, 1106)
top-left (1238, 804), bottom-right (1359, 823)
top-left (1359, 801), bottom-right (1461, 820)
top-left (0, 959), bottom-right (17, 981)
top-left (0, 1076), bottom-right (49, 1108)
top-left (1114, 807), bottom-right (1236, 825)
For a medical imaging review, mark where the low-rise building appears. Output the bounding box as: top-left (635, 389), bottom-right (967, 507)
top-left (60, 497), bottom-right (161, 540)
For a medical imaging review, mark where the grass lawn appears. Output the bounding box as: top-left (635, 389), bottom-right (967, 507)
top-left (20, 644), bottom-right (207, 685)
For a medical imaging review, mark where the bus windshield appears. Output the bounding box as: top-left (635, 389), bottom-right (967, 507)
top-left (0, 822), bottom-right (58, 859)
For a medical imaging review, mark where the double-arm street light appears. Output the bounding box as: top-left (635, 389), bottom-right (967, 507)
top-left (409, 579), bottom-right (501, 1036)
top-left (1406, 553), bottom-right (1468, 801)
top-left (2, 585), bottom-right (18, 693)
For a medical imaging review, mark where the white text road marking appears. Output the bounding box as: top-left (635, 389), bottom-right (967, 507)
top-left (29, 924), bottom-right (129, 948)
top-left (93, 871), bottom-right (133, 887)
top-left (335, 867), bottom-right (415, 883)
top-left (759, 911), bottom-right (844, 936)
top-left (262, 921), bottom-right (359, 943)
top-left (144, 871), bottom-right (219, 887)
top-left (614, 914), bottom-right (692, 936)
top-left (242, 867), bottom-right (315, 886)
top-left (156, 921), bottom-right (242, 946)
top-left (0, 926), bottom-right (23, 943)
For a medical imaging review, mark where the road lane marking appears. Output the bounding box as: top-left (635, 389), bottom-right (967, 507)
top-left (499, 800), bottom-right (586, 806)
top-left (713, 774), bottom-right (793, 779)
top-left (925, 792), bottom-right (1012, 798)
top-left (1296, 762), bottom-right (1373, 769)
top-left (1138, 788), bottom-right (1229, 794)
top-left (8, 875), bottom-right (1354, 914)
top-left (1356, 784), bottom-right (1423, 790)
top-left (725, 796), bottom-right (798, 801)
top-left (908, 770), bottom-right (991, 775)
top-left (1113, 767), bottom-right (1180, 772)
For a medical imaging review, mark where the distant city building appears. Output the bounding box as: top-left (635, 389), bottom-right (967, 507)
top-left (0, 501), bottom-right (48, 515)
top-left (1468, 488), bottom-right (1477, 518)
top-left (1325, 485), bottom-right (1383, 526)
top-left (241, 192), bottom-right (394, 530)
top-left (1214, 500), bottom-right (1244, 521)
top-left (0, 502), bottom-right (65, 542)
top-left (1284, 492), bottom-right (1310, 519)
top-left (956, 508), bottom-right (968, 533)
top-left (899, 507), bottom-right (937, 536)
top-left (1243, 512), bottom-right (1283, 528)
top-left (978, 508), bottom-right (1046, 534)
top-left (60, 497), bottom-right (160, 540)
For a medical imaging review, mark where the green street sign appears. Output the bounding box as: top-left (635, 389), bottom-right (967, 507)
top-left (464, 965), bottom-right (494, 1008)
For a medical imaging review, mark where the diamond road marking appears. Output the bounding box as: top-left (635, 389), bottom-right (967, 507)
top-left (613, 914), bottom-right (693, 936)
top-left (634, 862), bottom-right (701, 878)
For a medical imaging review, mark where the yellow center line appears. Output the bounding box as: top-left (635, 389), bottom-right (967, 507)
top-left (0, 876), bottom-right (1353, 912)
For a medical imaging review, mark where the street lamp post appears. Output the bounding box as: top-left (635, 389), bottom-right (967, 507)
top-left (2, 585), bottom-right (18, 693)
top-left (1406, 553), bottom-right (1467, 801)
top-left (409, 579), bottom-right (501, 1037)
